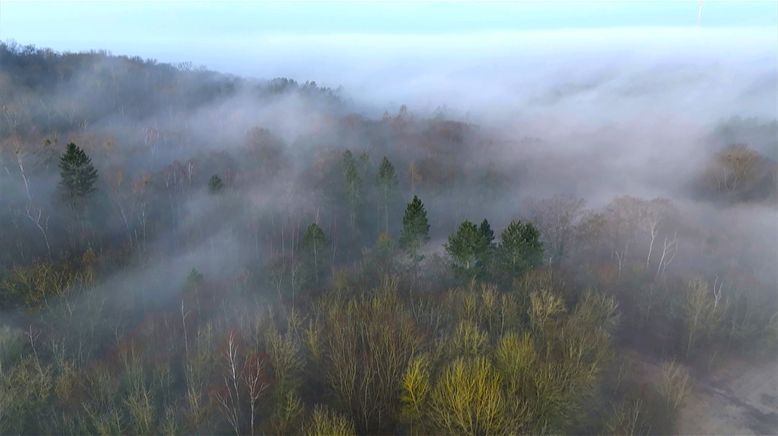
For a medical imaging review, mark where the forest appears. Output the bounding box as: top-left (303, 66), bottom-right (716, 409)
top-left (0, 41), bottom-right (777, 435)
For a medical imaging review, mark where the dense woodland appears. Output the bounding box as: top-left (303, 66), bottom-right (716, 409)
top-left (1, 42), bottom-right (777, 435)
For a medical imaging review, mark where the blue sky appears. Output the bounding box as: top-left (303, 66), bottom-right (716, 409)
top-left (2, 1), bottom-right (776, 45)
top-left (1, 1), bottom-right (775, 86)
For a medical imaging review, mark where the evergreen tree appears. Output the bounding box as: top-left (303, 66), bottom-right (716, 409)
top-left (59, 142), bottom-right (98, 208)
top-left (208, 174), bottom-right (224, 193)
top-left (400, 195), bottom-right (430, 263)
top-left (301, 222), bottom-right (328, 287)
top-left (479, 219), bottom-right (495, 248)
top-left (479, 219), bottom-right (497, 279)
top-left (497, 220), bottom-right (543, 284)
top-left (377, 157), bottom-right (398, 234)
top-left (446, 220), bottom-right (490, 282)
top-left (342, 150), bottom-right (362, 230)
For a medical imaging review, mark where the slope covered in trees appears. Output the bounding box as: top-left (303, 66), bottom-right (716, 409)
top-left (0, 43), bottom-right (776, 434)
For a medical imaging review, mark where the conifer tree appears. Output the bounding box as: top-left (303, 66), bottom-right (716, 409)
top-left (497, 220), bottom-right (543, 283)
top-left (342, 150), bottom-right (362, 230)
top-left (445, 220), bottom-right (487, 281)
top-left (400, 195), bottom-right (430, 263)
top-left (301, 222), bottom-right (328, 287)
top-left (208, 174), bottom-right (224, 193)
top-left (479, 219), bottom-right (495, 248)
top-left (59, 142), bottom-right (98, 208)
top-left (377, 156), bottom-right (398, 234)
top-left (479, 219), bottom-right (497, 280)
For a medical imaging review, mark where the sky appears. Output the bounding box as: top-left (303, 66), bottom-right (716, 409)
top-left (1, 1), bottom-right (776, 62)
top-left (1, 1), bottom-right (777, 39)
top-left (1, 1), bottom-right (776, 118)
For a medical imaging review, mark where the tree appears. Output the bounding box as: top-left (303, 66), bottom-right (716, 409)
top-left (208, 174), bottom-right (224, 193)
top-left (479, 219), bottom-right (495, 248)
top-left (372, 232), bottom-right (396, 276)
top-left (301, 223), bottom-right (328, 287)
top-left (603, 196), bottom-right (676, 275)
top-left (59, 142), bottom-right (98, 208)
top-left (480, 219), bottom-right (497, 279)
top-left (377, 157), bottom-right (398, 234)
top-left (526, 195), bottom-right (584, 265)
top-left (496, 220), bottom-right (543, 284)
top-left (446, 220), bottom-right (490, 282)
top-left (342, 150), bottom-right (362, 230)
top-left (400, 195), bottom-right (430, 263)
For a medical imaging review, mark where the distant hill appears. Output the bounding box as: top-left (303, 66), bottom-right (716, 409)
top-left (0, 41), bottom-right (340, 137)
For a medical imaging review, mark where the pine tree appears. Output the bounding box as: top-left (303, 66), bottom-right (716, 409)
top-left (445, 220), bottom-right (489, 281)
top-left (497, 220), bottom-right (543, 283)
top-left (400, 195), bottom-right (430, 263)
top-left (377, 157), bottom-right (398, 234)
top-left (478, 219), bottom-right (497, 280)
top-left (208, 174), bottom-right (224, 193)
top-left (301, 223), bottom-right (328, 287)
top-left (59, 142), bottom-right (98, 208)
top-left (479, 219), bottom-right (495, 248)
top-left (342, 150), bottom-right (362, 230)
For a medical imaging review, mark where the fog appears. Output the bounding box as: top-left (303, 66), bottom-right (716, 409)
top-left (0, 22), bottom-right (776, 436)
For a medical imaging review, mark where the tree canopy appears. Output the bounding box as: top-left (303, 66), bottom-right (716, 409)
top-left (400, 195), bottom-right (430, 263)
top-left (496, 220), bottom-right (544, 283)
top-left (58, 142), bottom-right (98, 208)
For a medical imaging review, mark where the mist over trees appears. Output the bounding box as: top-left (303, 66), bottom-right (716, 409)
top-left (0, 40), bottom-right (776, 435)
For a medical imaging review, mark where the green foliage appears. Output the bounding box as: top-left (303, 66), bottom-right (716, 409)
top-left (496, 220), bottom-right (544, 284)
top-left (185, 268), bottom-right (204, 290)
top-left (301, 223), bottom-right (329, 287)
top-left (5, 43), bottom-right (778, 436)
top-left (59, 142), bottom-right (98, 208)
top-left (445, 220), bottom-right (491, 282)
top-left (400, 195), bottom-right (430, 263)
top-left (479, 219), bottom-right (495, 247)
top-left (342, 150), bottom-right (362, 229)
top-left (208, 174), bottom-right (224, 193)
top-left (377, 156), bottom-right (399, 234)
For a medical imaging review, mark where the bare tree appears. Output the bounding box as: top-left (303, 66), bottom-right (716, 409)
top-left (15, 146), bottom-right (51, 258)
top-left (526, 195), bottom-right (585, 265)
top-left (216, 331), bottom-right (242, 436)
top-left (655, 232), bottom-right (678, 279)
top-left (604, 196), bottom-right (677, 275)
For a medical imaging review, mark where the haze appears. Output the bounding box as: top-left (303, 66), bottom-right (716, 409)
top-left (0, 1), bottom-right (776, 435)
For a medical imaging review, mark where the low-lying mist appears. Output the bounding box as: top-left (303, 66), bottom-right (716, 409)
top-left (0, 26), bottom-right (776, 435)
